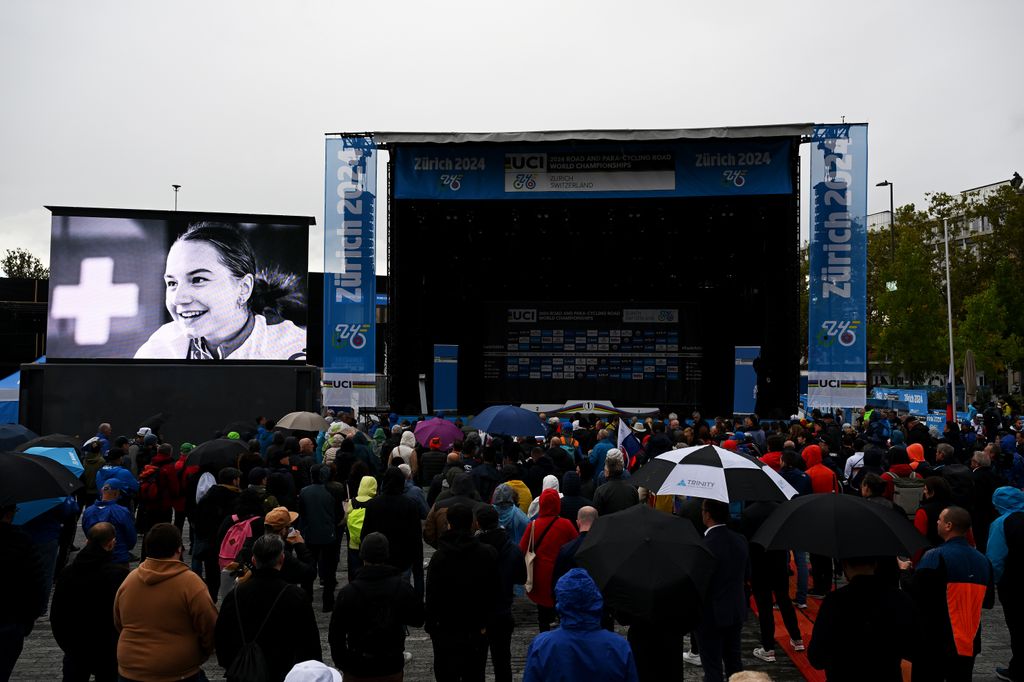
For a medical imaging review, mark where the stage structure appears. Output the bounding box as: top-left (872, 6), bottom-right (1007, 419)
top-left (22, 207), bottom-right (319, 444)
top-left (324, 125), bottom-right (862, 418)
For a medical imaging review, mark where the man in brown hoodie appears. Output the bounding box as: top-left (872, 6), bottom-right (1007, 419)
top-left (113, 523), bottom-right (218, 682)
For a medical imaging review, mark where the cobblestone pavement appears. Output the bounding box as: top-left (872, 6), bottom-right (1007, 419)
top-left (12, 529), bottom-right (1014, 681)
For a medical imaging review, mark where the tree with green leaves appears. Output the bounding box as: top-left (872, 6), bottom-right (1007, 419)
top-left (0, 248), bottom-right (49, 279)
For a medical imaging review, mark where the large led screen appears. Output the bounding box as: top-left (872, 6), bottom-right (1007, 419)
top-left (47, 208), bottom-right (311, 362)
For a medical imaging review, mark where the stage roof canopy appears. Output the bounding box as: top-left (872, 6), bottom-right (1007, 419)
top-left (333, 123), bottom-right (815, 146)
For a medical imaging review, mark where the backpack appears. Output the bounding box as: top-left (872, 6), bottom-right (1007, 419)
top-left (345, 579), bottom-right (400, 661)
top-left (888, 473), bottom-right (925, 519)
top-left (225, 585), bottom-right (288, 682)
top-left (558, 437), bottom-right (579, 462)
top-left (138, 464), bottom-right (161, 506)
top-left (219, 515), bottom-right (259, 569)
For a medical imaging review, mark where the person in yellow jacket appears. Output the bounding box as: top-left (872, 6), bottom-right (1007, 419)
top-left (346, 475), bottom-right (377, 581)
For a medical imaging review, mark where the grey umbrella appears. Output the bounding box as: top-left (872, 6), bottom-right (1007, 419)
top-left (276, 411), bottom-right (330, 432)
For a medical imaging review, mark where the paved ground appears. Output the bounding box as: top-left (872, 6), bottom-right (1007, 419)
top-left (11, 528), bottom-right (1015, 681)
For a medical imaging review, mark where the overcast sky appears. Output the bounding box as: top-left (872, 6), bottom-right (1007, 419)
top-left (2, 0), bottom-right (1021, 273)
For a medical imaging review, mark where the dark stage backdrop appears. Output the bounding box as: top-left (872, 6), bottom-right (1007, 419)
top-left (19, 363), bottom-right (319, 446)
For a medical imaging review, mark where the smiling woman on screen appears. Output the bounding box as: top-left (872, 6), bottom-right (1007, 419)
top-left (134, 222), bottom-right (306, 361)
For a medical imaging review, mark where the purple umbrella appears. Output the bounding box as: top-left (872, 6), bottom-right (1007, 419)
top-left (414, 418), bottom-right (463, 450)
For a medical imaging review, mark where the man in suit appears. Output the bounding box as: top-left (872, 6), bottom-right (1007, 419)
top-left (697, 499), bottom-right (750, 682)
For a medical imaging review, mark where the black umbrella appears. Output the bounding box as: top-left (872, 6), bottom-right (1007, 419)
top-left (185, 439), bottom-right (248, 471)
top-left (0, 451), bottom-right (83, 506)
top-left (575, 504), bottom-right (717, 625)
top-left (751, 493), bottom-right (930, 559)
top-left (139, 412), bottom-right (169, 434)
top-left (0, 424), bottom-right (38, 451)
top-left (17, 434), bottom-right (84, 458)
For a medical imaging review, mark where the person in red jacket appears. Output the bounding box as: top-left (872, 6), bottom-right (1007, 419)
top-left (802, 444), bottom-right (839, 599)
top-left (519, 488), bottom-right (578, 632)
top-left (880, 447), bottom-right (923, 501)
top-left (148, 443), bottom-right (182, 527)
top-left (759, 435), bottom-right (786, 472)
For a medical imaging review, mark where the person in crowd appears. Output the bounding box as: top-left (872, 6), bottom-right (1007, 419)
top-left (345, 475), bottom-right (377, 582)
top-left (697, 499), bottom-right (750, 682)
top-left (21, 494), bottom-right (77, 616)
top-left (247, 466), bottom-right (281, 513)
top-left (330, 532), bottom-right (423, 682)
top-left (935, 443), bottom-right (976, 512)
top-left (523, 568), bottom-right (639, 682)
top-left (79, 437), bottom-right (107, 510)
top-left (237, 506), bottom-right (317, 590)
top-left (0, 502), bottom-right (45, 680)
top-left (551, 506), bottom-right (598, 594)
top-left (913, 476), bottom-right (955, 551)
top-left (238, 439), bottom-right (265, 481)
top-left (193, 466), bottom-right (242, 599)
top-left (362, 467), bottom-right (425, 600)
top-left (135, 221), bottom-right (306, 360)
top-left (519, 488), bottom-right (578, 632)
top-left (398, 463), bottom-right (429, 519)
top-left (216, 534), bottom-right (322, 681)
top-left (900, 506), bottom-right (994, 681)
top-left (587, 429), bottom-right (615, 475)
top-left (268, 446), bottom-right (299, 511)
top-left (808, 555), bottom-right (914, 681)
top-left (82, 481), bottom-right (137, 568)
top-left (526, 474), bottom-right (561, 519)
top-left (390, 430), bottom-right (421, 480)
top-left (94, 447), bottom-right (139, 501)
top-left (51, 522), bottom-right (129, 682)
top-left (742, 501), bottom-right (804, 665)
top-left (476, 506), bottom-right (526, 682)
top-left (425, 503), bottom-right (501, 682)
top-left (297, 464), bottom-right (346, 612)
top-left (113, 523), bottom-right (217, 682)
top-left (969, 450), bottom-right (1001, 553)
top-left (142, 442), bottom-right (180, 528)
top-left (988, 486), bottom-right (1024, 682)
top-left (492, 482), bottom-right (528, 544)
top-left (802, 444), bottom-right (839, 599)
top-left (525, 446), bottom-right (556, 498)
top-left (499, 465), bottom-right (532, 514)
top-left (423, 472), bottom-right (485, 548)
top-left (880, 446), bottom-right (923, 500)
top-left (860, 472), bottom-right (901, 512)
top-left (592, 449), bottom-right (639, 516)
top-left (759, 434), bottom-right (786, 472)
top-left (471, 446), bottom-right (503, 504)
top-left (558, 471), bottom-right (589, 529)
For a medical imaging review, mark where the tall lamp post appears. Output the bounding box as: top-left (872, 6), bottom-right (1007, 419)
top-left (172, 184), bottom-right (181, 211)
top-left (876, 180), bottom-right (894, 261)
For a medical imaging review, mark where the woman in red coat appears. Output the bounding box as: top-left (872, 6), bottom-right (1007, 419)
top-left (519, 488), bottom-right (578, 631)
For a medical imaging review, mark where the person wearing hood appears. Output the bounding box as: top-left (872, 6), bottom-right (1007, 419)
top-left (51, 522), bottom-right (129, 682)
top-left (492, 483), bottom-right (528, 544)
top-left (476, 506), bottom-right (526, 682)
top-left (346, 475), bottom-right (377, 582)
top-left (389, 429), bottom-right (420, 475)
top-left (113, 523), bottom-right (217, 682)
top-left (802, 444), bottom-right (838, 600)
top-left (880, 446), bottom-right (923, 502)
top-left (423, 471), bottom-right (485, 549)
top-left (523, 568), bottom-right (639, 682)
top-left (995, 435), bottom-right (1024, 489)
top-left (500, 465), bottom-right (532, 515)
top-left (362, 467), bottom-right (425, 598)
top-left (397, 463), bottom-right (429, 518)
top-left (298, 464), bottom-right (346, 611)
top-left (592, 450), bottom-right (639, 516)
top-left (471, 446), bottom-right (503, 504)
top-left (95, 447), bottom-right (139, 501)
top-left (425, 503), bottom-right (501, 682)
top-left (527, 474), bottom-right (562, 519)
top-left (558, 471), bottom-right (589, 529)
top-left (519, 488), bottom-right (578, 632)
top-left (988, 486), bottom-right (1024, 682)
top-left (83, 481), bottom-right (137, 567)
top-left (906, 442), bottom-right (933, 478)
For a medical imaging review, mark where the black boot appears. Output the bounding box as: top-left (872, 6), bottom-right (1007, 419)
top-left (322, 588), bottom-right (335, 612)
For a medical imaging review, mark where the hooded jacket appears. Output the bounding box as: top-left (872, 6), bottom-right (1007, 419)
top-left (518, 489), bottom-right (578, 608)
top-left (423, 472), bottom-right (486, 548)
top-left (523, 568), bottom-right (639, 682)
top-left (802, 445), bottom-right (840, 494)
top-left (51, 542), bottom-right (129, 664)
top-left (425, 527), bottom-right (500, 638)
top-left (82, 497), bottom-right (137, 564)
top-left (493, 483), bottom-right (529, 544)
top-left (527, 474), bottom-right (561, 519)
top-left (389, 430), bottom-right (419, 474)
top-left (362, 467), bottom-right (424, 572)
top-left (113, 557), bottom-right (218, 682)
top-left (558, 471), bottom-right (589, 528)
top-left (347, 475), bottom-right (378, 550)
top-left (987, 486), bottom-right (1024, 586)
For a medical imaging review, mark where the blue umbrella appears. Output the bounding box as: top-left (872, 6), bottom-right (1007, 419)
top-left (468, 405), bottom-right (546, 438)
top-left (13, 447), bottom-right (84, 525)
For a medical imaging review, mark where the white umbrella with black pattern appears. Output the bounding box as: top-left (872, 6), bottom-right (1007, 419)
top-left (630, 444), bottom-right (799, 503)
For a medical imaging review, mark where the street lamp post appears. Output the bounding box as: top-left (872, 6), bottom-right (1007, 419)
top-left (172, 184), bottom-right (181, 211)
top-left (876, 180), bottom-right (894, 261)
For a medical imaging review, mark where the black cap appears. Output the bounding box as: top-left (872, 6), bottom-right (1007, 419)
top-left (360, 532), bottom-right (389, 563)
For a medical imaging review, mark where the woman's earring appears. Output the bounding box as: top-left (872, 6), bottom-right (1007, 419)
top-left (237, 296), bottom-right (246, 309)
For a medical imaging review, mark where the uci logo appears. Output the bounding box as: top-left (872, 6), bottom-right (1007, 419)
top-left (504, 153), bottom-right (546, 171)
top-left (507, 309), bottom-right (537, 323)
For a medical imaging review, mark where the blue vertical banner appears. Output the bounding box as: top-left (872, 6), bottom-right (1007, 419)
top-left (323, 136), bottom-right (377, 408)
top-left (808, 124), bottom-right (868, 409)
top-left (733, 346), bottom-right (760, 415)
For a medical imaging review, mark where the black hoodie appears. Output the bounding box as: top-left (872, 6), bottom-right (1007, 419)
top-left (361, 468), bottom-right (424, 572)
top-left (425, 529), bottom-right (500, 638)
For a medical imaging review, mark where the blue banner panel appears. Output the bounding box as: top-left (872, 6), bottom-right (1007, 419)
top-left (807, 125), bottom-right (868, 410)
top-left (871, 388), bottom-right (929, 416)
top-left (433, 344), bottom-right (459, 413)
top-left (323, 137), bottom-right (376, 375)
top-left (392, 140), bottom-right (792, 200)
top-left (733, 346), bottom-right (760, 415)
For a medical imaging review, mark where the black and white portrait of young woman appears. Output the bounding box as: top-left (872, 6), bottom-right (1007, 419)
top-left (135, 222), bottom-right (306, 360)
top-left (46, 210), bottom-right (309, 362)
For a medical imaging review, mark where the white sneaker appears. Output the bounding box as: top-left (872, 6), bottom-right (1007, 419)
top-left (682, 651), bottom-right (702, 666)
top-left (794, 601), bottom-right (808, 609)
top-left (790, 638), bottom-right (806, 651)
top-left (403, 651), bottom-right (413, 665)
top-left (753, 647), bottom-right (776, 663)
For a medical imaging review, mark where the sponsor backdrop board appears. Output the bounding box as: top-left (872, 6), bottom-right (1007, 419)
top-left (483, 302), bottom-right (701, 405)
top-left (46, 208), bottom-right (311, 362)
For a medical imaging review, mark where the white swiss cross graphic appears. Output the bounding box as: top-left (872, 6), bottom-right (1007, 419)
top-left (50, 257), bottom-right (139, 345)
